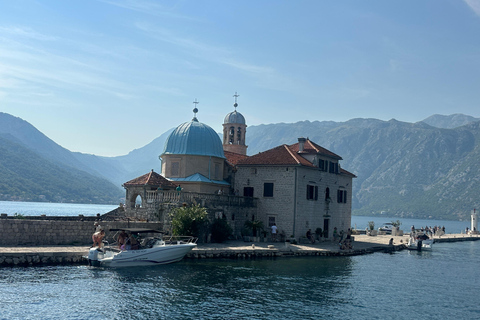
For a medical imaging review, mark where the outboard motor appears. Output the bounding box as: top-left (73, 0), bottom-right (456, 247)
top-left (87, 248), bottom-right (103, 267)
top-left (417, 240), bottom-right (422, 251)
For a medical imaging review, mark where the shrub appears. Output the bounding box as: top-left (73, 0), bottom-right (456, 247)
top-left (170, 204), bottom-right (209, 238)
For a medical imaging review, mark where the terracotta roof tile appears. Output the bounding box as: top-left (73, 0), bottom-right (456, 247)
top-left (123, 170), bottom-right (177, 189)
top-left (290, 139), bottom-right (342, 160)
top-left (236, 138), bottom-right (346, 171)
top-left (237, 144), bottom-right (314, 167)
top-left (224, 150), bottom-right (249, 166)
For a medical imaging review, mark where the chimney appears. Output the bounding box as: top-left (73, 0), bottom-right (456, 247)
top-left (298, 137), bottom-right (306, 152)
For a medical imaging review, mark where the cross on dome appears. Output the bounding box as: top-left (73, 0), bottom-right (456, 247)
top-left (192, 99), bottom-right (199, 121)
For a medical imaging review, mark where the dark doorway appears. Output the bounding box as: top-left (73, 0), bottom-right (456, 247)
top-left (323, 219), bottom-right (329, 238)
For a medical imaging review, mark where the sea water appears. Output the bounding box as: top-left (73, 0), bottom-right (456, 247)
top-left (1, 202), bottom-right (478, 319)
top-left (0, 201), bottom-right (471, 233)
top-left (0, 201), bottom-right (117, 217)
top-left (1, 241), bottom-right (479, 319)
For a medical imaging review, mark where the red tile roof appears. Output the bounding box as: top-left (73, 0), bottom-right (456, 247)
top-left (237, 144), bottom-right (315, 167)
top-left (224, 150), bottom-right (249, 166)
top-left (290, 139), bottom-right (342, 160)
top-left (123, 170), bottom-right (177, 189)
top-left (237, 138), bottom-right (342, 167)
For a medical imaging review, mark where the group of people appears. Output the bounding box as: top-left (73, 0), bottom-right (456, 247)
top-left (116, 230), bottom-right (139, 250)
top-left (270, 223), bottom-right (352, 248)
top-left (91, 222), bottom-right (139, 251)
top-left (465, 226), bottom-right (477, 234)
top-left (411, 225), bottom-right (445, 237)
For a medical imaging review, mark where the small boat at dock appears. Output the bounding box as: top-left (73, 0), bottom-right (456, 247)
top-left (87, 228), bottom-right (197, 267)
top-left (407, 232), bottom-right (433, 251)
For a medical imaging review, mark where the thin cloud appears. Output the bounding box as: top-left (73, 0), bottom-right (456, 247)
top-left (135, 23), bottom-right (305, 93)
top-left (0, 26), bottom-right (57, 41)
top-left (135, 22), bottom-right (277, 77)
top-left (99, 0), bottom-right (200, 21)
top-left (464, 0), bottom-right (480, 16)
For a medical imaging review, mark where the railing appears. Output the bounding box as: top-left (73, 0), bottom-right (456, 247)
top-left (144, 190), bottom-right (257, 207)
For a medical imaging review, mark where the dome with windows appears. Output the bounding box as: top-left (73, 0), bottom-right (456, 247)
top-left (162, 117), bottom-right (225, 158)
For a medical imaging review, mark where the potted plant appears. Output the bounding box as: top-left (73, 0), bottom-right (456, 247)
top-left (315, 227), bottom-right (323, 241)
top-left (391, 220), bottom-right (402, 236)
top-left (244, 220), bottom-right (264, 242)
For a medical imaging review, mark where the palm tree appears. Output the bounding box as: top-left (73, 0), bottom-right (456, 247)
top-left (244, 220), bottom-right (264, 237)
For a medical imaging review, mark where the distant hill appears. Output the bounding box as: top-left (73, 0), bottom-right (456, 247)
top-left (246, 118), bottom-right (480, 220)
top-left (0, 133), bottom-right (123, 203)
top-left (2, 111), bottom-right (480, 220)
top-left (421, 114), bottom-right (480, 129)
top-left (0, 113), bottom-right (123, 204)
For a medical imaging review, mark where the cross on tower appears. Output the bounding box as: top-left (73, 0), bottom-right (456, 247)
top-left (233, 92), bottom-right (239, 109)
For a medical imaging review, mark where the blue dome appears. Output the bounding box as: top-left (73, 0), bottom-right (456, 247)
top-left (224, 110), bottom-right (246, 125)
top-left (163, 119), bottom-right (225, 158)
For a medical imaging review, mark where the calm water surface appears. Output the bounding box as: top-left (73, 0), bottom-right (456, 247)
top-left (1, 241), bottom-right (479, 319)
top-left (0, 201), bottom-right (117, 217)
top-left (1, 202), bottom-right (478, 319)
top-left (0, 201), bottom-right (472, 233)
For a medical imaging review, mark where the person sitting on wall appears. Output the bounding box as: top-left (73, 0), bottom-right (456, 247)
top-left (92, 229), bottom-right (105, 249)
top-left (94, 221), bottom-right (102, 233)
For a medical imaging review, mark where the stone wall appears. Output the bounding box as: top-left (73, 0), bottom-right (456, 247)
top-left (0, 218), bottom-right (162, 246)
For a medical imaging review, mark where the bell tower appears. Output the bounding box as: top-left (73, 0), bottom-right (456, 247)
top-left (223, 92), bottom-right (247, 155)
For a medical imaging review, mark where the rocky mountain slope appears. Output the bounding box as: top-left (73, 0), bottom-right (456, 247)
top-left (1, 111), bottom-right (479, 220)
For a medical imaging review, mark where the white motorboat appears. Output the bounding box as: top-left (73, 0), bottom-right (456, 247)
top-left (378, 223), bottom-right (394, 234)
top-left (87, 228), bottom-right (197, 267)
top-left (407, 232), bottom-right (433, 251)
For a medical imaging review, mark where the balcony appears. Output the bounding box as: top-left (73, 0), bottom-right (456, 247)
top-left (145, 190), bottom-right (257, 208)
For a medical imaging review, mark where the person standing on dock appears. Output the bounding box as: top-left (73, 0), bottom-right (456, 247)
top-left (271, 223), bottom-right (277, 241)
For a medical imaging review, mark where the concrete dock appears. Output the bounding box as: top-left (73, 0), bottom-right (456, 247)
top-left (1, 234), bottom-right (479, 267)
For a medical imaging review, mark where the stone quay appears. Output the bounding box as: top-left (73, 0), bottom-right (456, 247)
top-left (1, 234), bottom-right (479, 267)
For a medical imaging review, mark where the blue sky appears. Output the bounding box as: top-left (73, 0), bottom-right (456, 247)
top-left (1, 0), bottom-right (480, 156)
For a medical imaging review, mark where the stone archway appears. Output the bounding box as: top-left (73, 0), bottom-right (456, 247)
top-left (128, 190), bottom-right (144, 209)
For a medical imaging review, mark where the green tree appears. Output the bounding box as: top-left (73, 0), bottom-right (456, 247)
top-left (170, 204), bottom-right (209, 238)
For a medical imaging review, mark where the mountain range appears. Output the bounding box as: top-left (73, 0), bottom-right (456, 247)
top-left (1, 111), bottom-right (479, 221)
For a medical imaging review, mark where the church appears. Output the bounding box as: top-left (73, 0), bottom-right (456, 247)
top-left (123, 94), bottom-right (356, 240)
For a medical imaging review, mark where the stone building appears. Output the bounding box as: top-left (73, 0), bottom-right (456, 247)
top-left (234, 138), bottom-right (355, 239)
top-left (122, 95), bottom-right (355, 240)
